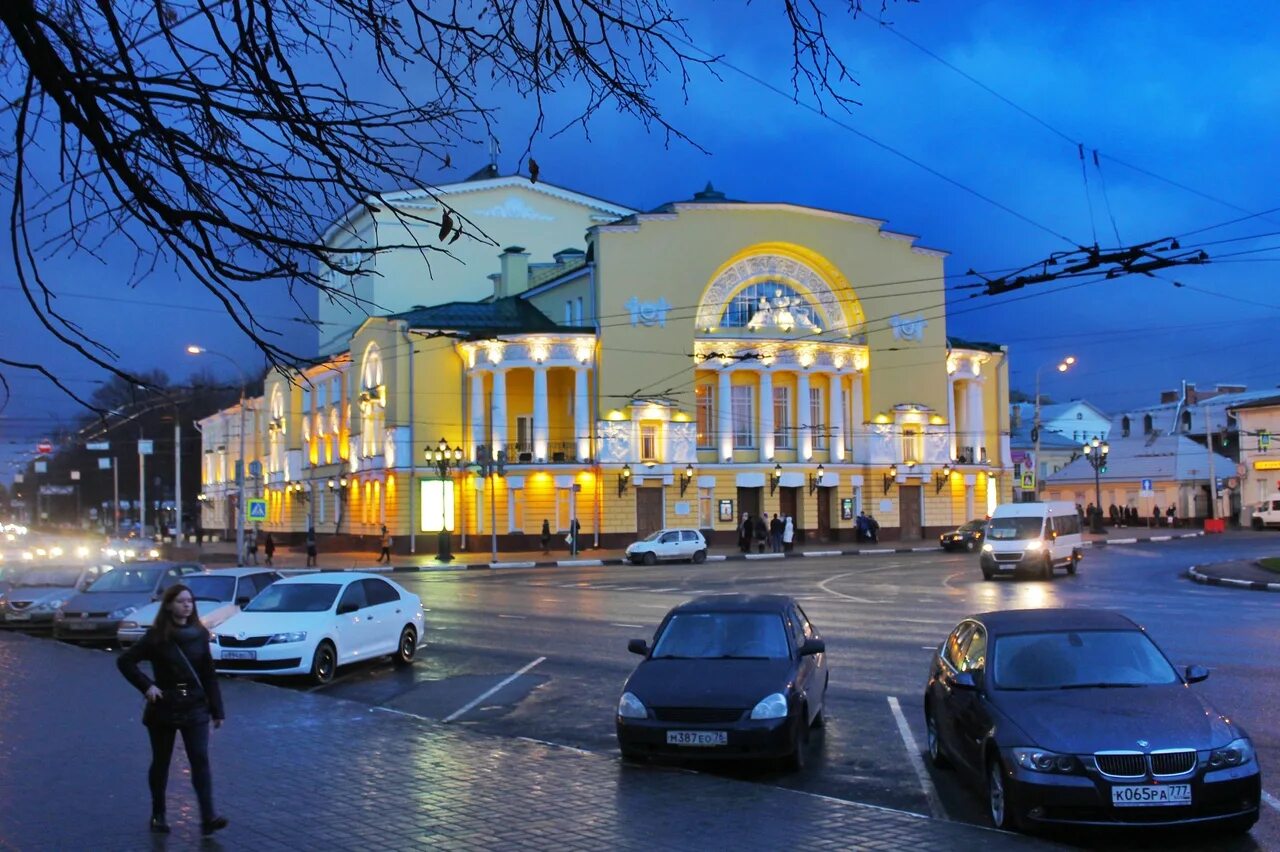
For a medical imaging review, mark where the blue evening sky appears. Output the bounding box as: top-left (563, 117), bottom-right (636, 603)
top-left (3, 1), bottom-right (1279, 478)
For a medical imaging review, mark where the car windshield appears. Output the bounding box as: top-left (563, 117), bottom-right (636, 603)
top-left (185, 575), bottom-right (237, 603)
top-left (959, 521), bottom-right (986, 532)
top-left (244, 583), bottom-right (339, 613)
top-left (992, 630), bottom-right (1179, 690)
top-left (986, 517), bottom-right (1043, 540)
top-left (15, 566), bottom-right (84, 587)
top-left (651, 612), bottom-right (791, 660)
top-left (86, 567), bottom-right (161, 593)
top-left (641, 531), bottom-right (665, 542)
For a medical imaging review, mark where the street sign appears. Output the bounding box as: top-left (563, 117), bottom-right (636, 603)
top-left (98, 457), bottom-right (112, 470)
top-left (86, 442), bottom-right (110, 451)
top-left (1261, 430), bottom-right (1272, 451)
top-left (36, 440), bottom-right (52, 455)
top-left (39, 485), bottom-right (75, 496)
top-left (245, 498), bottom-right (268, 523)
top-left (13, 474), bottom-right (23, 484)
top-left (34, 461), bottom-right (47, 474)
top-left (1020, 473), bottom-right (1035, 491)
top-left (1140, 477), bottom-right (1154, 498)
top-left (138, 440), bottom-right (154, 455)
top-left (70, 470), bottom-right (80, 481)
top-left (248, 460), bottom-right (262, 477)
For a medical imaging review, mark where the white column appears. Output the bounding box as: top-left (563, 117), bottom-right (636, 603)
top-left (758, 368), bottom-right (774, 462)
top-left (491, 368), bottom-right (508, 459)
top-left (718, 368), bottom-right (733, 461)
top-left (967, 379), bottom-right (986, 462)
top-left (532, 365), bottom-right (549, 461)
top-left (797, 370), bottom-right (812, 459)
top-left (470, 370), bottom-right (486, 461)
top-left (964, 477), bottom-right (975, 520)
top-left (954, 380), bottom-right (970, 461)
top-left (847, 372), bottom-right (864, 461)
top-left (946, 377), bottom-right (958, 461)
top-left (574, 366), bottom-right (590, 462)
top-left (830, 372), bottom-right (845, 462)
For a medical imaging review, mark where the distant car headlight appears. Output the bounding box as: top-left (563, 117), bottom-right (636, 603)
top-left (267, 631), bottom-right (307, 644)
top-left (1208, 737), bottom-right (1254, 769)
top-left (617, 691), bottom-right (647, 719)
top-left (981, 543), bottom-right (993, 553)
top-left (75, 547), bottom-right (90, 558)
top-left (109, 605), bottom-right (137, 620)
top-left (49, 547), bottom-right (63, 557)
top-left (750, 692), bottom-right (789, 720)
top-left (1025, 540), bottom-right (1043, 552)
top-left (1013, 747), bottom-right (1076, 773)
top-left (148, 549), bottom-right (160, 559)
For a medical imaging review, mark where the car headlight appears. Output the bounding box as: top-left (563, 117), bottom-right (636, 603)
top-left (75, 547), bottom-right (90, 558)
top-left (30, 598), bottom-right (68, 613)
top-left (49, 547), bottom-right (63, 557)
top-left (267, 631), bottom-right (307, 644)
top-left (750, 692), bottom-right (789, 720)
top-left (1013, 747), bottom-right (1076, 773)
top-left (1025, 540), bottom-right (1043, 551)
top-left (119, 621), bottom-right (139, 630)
top-left (109, 605), bottom-right (137, 620)
top-left (617, 691), bottom-right (648, 719)
top-left (1208, 737), bottom-right (1254, 769)
top-left (981, 543), bottom-right (993, 552)
top-left (209, 634), bottom-right (220, 645)
top-left (148, 549), bottom-right (160, 558)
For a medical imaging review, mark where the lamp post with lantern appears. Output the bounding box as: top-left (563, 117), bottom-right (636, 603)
top-left (426, 438), bottom-right (464, 561)
top-left (1082, 436), bottom-right (1109, 533)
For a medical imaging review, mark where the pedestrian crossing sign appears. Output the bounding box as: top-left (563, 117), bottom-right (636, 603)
top-left (1020, 473), bottom-right (1034, 491)
top-left (246, 498), bottom-right (268, 523)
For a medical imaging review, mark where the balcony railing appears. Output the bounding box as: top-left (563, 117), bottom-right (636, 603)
top-left (509, 441), bottom-right (581, 464)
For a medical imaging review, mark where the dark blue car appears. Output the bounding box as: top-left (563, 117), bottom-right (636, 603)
top-left (924, 608), bottom-right (1260, 835)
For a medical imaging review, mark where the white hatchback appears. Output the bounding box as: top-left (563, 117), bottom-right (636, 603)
top-left (211, 572), bottom-right (425, 685)
top-left (625, 528), bottom-right (708, 565)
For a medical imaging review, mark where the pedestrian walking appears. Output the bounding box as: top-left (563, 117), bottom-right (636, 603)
top-left (1151, 505), bottom-right (1161, 528)
top-left (263, 533), bottom-right (275, 567)
top-left (116, 584), bottom-right (228, 837)
top-left (753, 514), bottom-right (768, 553)
top-left (245, 527), bottom-right (258, 566)
top-left (769, 513), bottom-right (784, 553)
top-left (1109, 504), bottom-right (1120, 527)
top-left (866, 513), bottom-right (880, 543)
top-left (305, 525), bottom-right (317, 567)
top-left (568, 517), bottom-right (581, 556)
top-left (855, 511), bottom-right (868, 542)
top-left (377, 525), bottom-right (392, 564)
top-left (540, 519), bottom-right (551, 554)
top-left (782, 515), bottom-right (795, 553)
top-left (1166, 504), bottom-right (1177, 528)
top-left (738, 513), bottom-right (752, 553)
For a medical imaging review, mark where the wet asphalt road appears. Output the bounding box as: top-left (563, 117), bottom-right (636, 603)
top-left (279, 534), bottom-right (1280, 849)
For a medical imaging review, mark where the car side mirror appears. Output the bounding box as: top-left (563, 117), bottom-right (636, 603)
top-left (951, 671), bottom-right (979, 690)
top-left (1184, 664), bottom-right (1210, 684)
top-left (627, 639), bottom-right (649, 656)
top-left (337, 602), bottom-right (359, 615)
top-left (799, 638), bottom-right (825, 656)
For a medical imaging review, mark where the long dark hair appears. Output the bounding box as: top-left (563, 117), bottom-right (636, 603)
top-left (153, 583), bottom-right (207, 642)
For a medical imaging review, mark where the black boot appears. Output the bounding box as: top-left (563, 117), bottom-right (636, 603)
top-left (201, 816), bottom-right (228, 836)
top-left (149, 814), bottom-right (169, 834)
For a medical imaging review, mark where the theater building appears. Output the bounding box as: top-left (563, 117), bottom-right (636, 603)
top-left (199, 177), bottom-right (1011, 551)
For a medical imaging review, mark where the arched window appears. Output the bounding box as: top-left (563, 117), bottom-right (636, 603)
top-left (1143, 414), bottom-right (1153, 435)
top-left (1181, 410), bottom-right (1192, 431)
top-left (721, 282), bottom-right (828, 332)
top-left (1121, 416), bottom-right (1130, 437)
top-left (359, 344), bottom-right (385, 457)
top-left (268, 386), bottom-right (286, 473)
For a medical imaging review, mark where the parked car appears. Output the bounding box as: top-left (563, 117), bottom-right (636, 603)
top-left (615, 594), bottom-right (827, 769)
top-left (979, 501), bottom-right (1083, 580)
top-left (924, 608), bottom-right (1261, 834)
top-left (117, 567), bottom-right (282, 647)
top-left (0, 563), bottom-right (110, 631)
top-left (211, 572), bottom-right (425, 685)
top-left (52, 562), bottom-right (204, 643)
top-left (625, 528), bottom-right (708, 565)
top-left (939, 519), bottom-right (987, 552)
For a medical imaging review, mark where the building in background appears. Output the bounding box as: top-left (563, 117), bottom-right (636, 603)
top-left (1227, 395), bottom-right (1280, 524)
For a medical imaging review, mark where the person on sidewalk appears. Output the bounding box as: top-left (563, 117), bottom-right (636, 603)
top-left (568, 517), bottom-right (581, 556)
top-left (782, 515), bottom-right (795, 553)
top-left (1151, 504), bottom-right (1161, 528)
top-left (753, 514), bottom-right (768, 553)
top-left (245, 528), bottom-right (258, 566)
top-left (769, 513), bottom-right (784, 553)
top-left (866, 513), bottom-right (880, 543)
top-left (1167, 504), bottom-right (1177, 528)
top-left (855, 511), bottom-right (868, 542)
top-left (377, 526), bottom-right (392, 564)
top-left (305, 526), bottom-right (317, 567)
top-left (263, 533), bottom-right (275, 567)
top-left (540, 519), bottom-right (551, 554)
top-left (1109, 504), bottom-right (1120, 527)
top-left (738, 513), bottom-right (752, 553)
top-left (116, 584), bottom-right (228, 837)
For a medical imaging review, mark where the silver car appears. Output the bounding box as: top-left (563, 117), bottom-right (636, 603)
top-left (0, 564), bottom-right (109, 631)
top-left (117, 567), bottom-right (282, 646)
top-left (53, 562), bottom-right (204, 643)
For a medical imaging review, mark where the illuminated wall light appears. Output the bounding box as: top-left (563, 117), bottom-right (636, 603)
top-left (529, 339), bottom-right (550, 363)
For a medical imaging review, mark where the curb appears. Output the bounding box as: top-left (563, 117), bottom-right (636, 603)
top-left (1085, 531), bottom-right (1202, 548)
top-left (1187, 564), bottom-right (1280, 592)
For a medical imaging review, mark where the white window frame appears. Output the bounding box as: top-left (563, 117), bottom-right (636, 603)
top-left (731, 385), bottom-right (755, 449)
top-left (902, 426), bottom-right (922, 465)
top-left (698, 487), bottom-right (714, 528)
top-left (695, 385), bottom-right (715, 449)
top-left (640, 423), bottom-right (659, 462)
top-left (810, 387), bottom-right (826, 450)
top-left (774, 386), bottom-right (791, 449)
top-left (515, 415), bottom-right (533, 455)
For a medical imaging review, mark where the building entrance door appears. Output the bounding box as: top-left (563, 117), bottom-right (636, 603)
top-left (816, 487), bottom-right (833, 542)
top-left (899, 485), bottom-right (923, 539)
top-left (779, 487), bottom-right (800, 543)
top-left (636, 488), bottom-right (664, 538)
top-left (738, 486), bottom-right (762, 520)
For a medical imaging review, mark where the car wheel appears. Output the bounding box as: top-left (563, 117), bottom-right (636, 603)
top-left (925, 707), bottom-right (951, 769)
top-left (981, 569), bottom-right (993, 581)
top-left (310, 640), bottom-right (337, 686)
top-left (620, 746), bottom-right (647, 765)
top-left (1067, 550), bottom-right (1079, 575)
top-left (1042, 555), bottom-right (1054, 580)
top-left (692, 549), bottom-right (707, 564)
top-left (394, 626), bottom-right (417, 666)
top-left (965, 540), bottom-right (977, 552)
top-left (1221, 814), bottom-right (1259, 836)
top-left (988, 755), bottom-right (1020, 831)
top-left (786, 715), bottom-right (810, 771)
top-left (642, 551), bottom-right (657, 566)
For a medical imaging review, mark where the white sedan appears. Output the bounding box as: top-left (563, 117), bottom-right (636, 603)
top-left (118, 567), bottom-right (282, 647)
top-left (625, 528), bottom-right (708, 565)
top-left (211, 572), bottom-right (425, 685)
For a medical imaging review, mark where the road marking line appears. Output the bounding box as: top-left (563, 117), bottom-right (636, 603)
top-left (516, 736), bottom-right (596, 756)
top-left (497, 614), bottom-right (527, 620)
top-left (611, 623), bottom-right (646, 629)
top-left (649, 587), bottom-right (679, 592)
top-left (638, 603), bottom-right (670, 608)
top-left (372, 705), bottom-right (430, 721)
top-left (817, 571), bottom-right (880, 604)
top-left (1264, 790), bottom-right (1280, 813)
top-left (539, 598), bottom-right (562, 603)
top-left (443, 656), bottom-right (546, 723)
top-left (887, 696), bottom-right (947, 821)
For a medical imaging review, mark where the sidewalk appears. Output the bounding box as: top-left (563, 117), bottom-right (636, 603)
top-left (189, 528), bottom-right (1205, 572)
top-left (0, 631), bottom-right (1055, 851)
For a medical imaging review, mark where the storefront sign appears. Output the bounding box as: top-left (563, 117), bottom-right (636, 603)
top-left (420, 480), bottom-right (455, 532)
top-left (1253, 459), bottom-right (1280, 471)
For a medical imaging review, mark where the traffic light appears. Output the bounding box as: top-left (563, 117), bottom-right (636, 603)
top-left (1100, 463), bottom-right (1108, 474)
top-left (1219, 426), bottom-right (1230, 448)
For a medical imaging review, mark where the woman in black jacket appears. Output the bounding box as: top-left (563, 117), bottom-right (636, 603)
top-left (117, 583), bottom-right (227, 836)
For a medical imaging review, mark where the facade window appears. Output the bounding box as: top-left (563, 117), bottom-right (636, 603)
top-left (564, 301), bottom-right (573, 324)
top-left (640, 423), bottom-right (659, 461)
top-left (810, 387), bottom-right (826, 450)
top-left (902, 426), bottom-right (922, 464)
top-left (509, 489), bottom-right (526, 533)
top-left (1143, 414), bottom-right (1153, 435)
top-left (721, 281), bottom-right (825, 330)
top-left (774, 387), bottom-right (791, 449)
top-left (695, 385), bottom-right (715, 448)
top-left (575, 297), bottom-right (584, 325)
top-left (359, 344), bottom-right (384, 458)
top-left (731, 385), bottom-right (755, 449)
top-left (698, 487), bottom-right (713, 528)
top-left (1122, 416), bottom-right (1131, 437)
top-left (515, 416), bottom-right (533, 455)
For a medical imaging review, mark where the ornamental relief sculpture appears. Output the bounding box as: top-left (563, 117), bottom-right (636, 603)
top-left (667, 423), bottom-right (697, 464)
top-left (696, 254), bottom-right (857, 333)
top-left (596, 420), bottom-right (633, 463)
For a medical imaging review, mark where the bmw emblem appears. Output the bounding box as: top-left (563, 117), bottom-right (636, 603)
top-left (1137, 739), bottom-right (1150, 749)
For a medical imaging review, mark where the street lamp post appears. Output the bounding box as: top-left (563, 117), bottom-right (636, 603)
top-left (425, 437), bottom-right (464, 562)
top-left (1082, 436), bottom-right (1109, 533)
top-left (187, 345), bottom-right (250, 565)
top-left (1033, 356), bottom-right (1076, 500)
